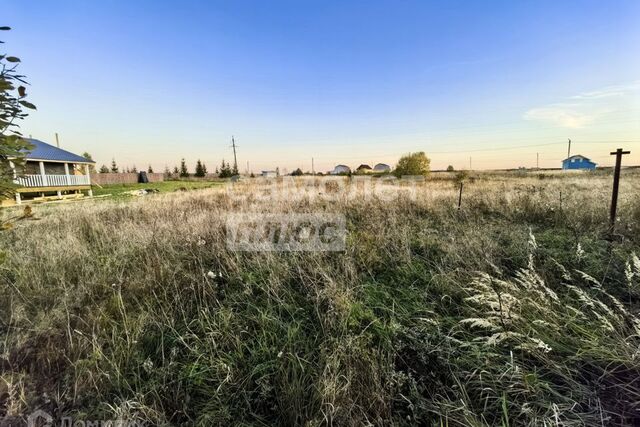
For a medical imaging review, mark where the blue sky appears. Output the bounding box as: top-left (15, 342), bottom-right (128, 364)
top-left (5, 0), bottom-right (640, 171)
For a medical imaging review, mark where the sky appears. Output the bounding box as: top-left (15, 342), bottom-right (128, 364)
top-left (4, 0), bottom-right (640, 172)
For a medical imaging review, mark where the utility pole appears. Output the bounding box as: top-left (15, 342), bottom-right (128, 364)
top-left (246, 161), bottom-right (250, 175)
top-left (231, 136), bottom-right (238, 173)
top-left (469, 157), bottom-right (472, 170)
top-left (536, 152), bottom-right (539, 169)
top-left (567, 138), bottom-right (571, 159)
top-left (609, 148), bottom-right (631, 234)
top-left (55, 132), bottom-right (60, 148)
top-left (312, 157), bottom-right (315, 175)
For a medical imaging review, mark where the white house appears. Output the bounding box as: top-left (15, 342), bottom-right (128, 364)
top-left (8, 138), bottom-right (95, 205)
top-left (373, 163), bottom-right (391, 173)
top-left (331, 164), bottom-right (351, 175)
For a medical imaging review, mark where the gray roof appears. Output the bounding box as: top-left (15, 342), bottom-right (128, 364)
top-left (23, 138), bottom-right (95, 163)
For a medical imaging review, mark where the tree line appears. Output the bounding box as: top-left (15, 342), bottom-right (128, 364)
top-left (97, 158), bottom-right (239, 178)
top-left (99, 152), bottom-right (434, 178)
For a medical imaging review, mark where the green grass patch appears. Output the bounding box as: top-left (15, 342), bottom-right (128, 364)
top-left (91, 180), bottom-right (225, 198)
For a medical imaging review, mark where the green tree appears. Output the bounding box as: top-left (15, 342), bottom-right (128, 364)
top-left (173, 165), bottom-right (179, 175)
top-left (110, 158), bottom-right (119, 173)
top-left (0, 27), bottom-right (36, 198)
top-left (82, 152), bottom-right (96, 173)
top-left (447, 165), bottom-right (455, 172)
top-left (147, 165), bottom-right (154, 173)
top-left (394, 152), bottom-right (431, 177)
top-left (219, 159), bottom-right (232, 178)
top-left (131, 165), bottom-right (137, 173)
top-left (194, 159), bottom-right (207, 177)
top-left (99, 164), bottom-right (109, 173)
top-left (179, 158), bottom-right (189, 177)
top-left (290, 168), bottom-right (303, 176)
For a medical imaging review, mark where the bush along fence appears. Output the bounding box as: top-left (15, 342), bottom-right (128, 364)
top-left (90, 173), bottom-right (165, 185)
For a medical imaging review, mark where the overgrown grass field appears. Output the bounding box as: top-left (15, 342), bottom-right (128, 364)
top-left (1, 171), bottom-right (640, 426)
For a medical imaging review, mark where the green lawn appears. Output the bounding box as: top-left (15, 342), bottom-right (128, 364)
top-left (92, 180), bottom-right (225, 198)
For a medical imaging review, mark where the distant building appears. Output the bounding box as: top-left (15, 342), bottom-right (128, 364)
top-left (331, 164), bottom-right (351, 175)
top-left (562, 155), bottom-right (596, 170)
top-left (356, 164), bottom-right (372, 173)
top-left (373, 163), bottom-right (391, 173)
top-left (261, 170), bottom-right (277, 178)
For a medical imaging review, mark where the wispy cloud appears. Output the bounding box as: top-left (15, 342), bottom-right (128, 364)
top-left (524, 81), bottom-right (639, 129)
top-left (524, 106), bottom-right (598, 129)
top-left (571, 82), bottom-right (640, 100)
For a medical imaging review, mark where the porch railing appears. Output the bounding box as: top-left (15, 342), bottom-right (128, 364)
top-left (14, 174), bottom-right (90, 187)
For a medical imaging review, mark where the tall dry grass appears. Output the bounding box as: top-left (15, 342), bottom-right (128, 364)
top-left (1, 171), bottom-right (639, 425)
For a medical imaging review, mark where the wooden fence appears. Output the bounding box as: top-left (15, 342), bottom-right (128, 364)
top-left (90, 173), bottom-right (165, 185)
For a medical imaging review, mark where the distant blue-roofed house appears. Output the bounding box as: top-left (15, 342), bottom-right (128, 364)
top-left (562, 154), bottom-right (597, 170)
top-left (6, 138), bottom-right (95, 205)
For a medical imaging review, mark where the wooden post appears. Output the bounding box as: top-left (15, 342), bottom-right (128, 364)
top-left (39, 161), bottom-right (48, 186)
top-left (609, 148), bottom-right (631, 233)
top-left (559, 191), bottom-right (562, 212)
top-left (85, 164), bottom-right (93, 197)
top-left (8, 160), bottom-right (17, 180)
top-left (64, 163), bottom-right (70, 185)
top-left (458, 182), bottom-right (463, 210)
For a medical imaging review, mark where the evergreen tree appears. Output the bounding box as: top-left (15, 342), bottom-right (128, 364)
top-left (179, 158), bottom-right (189, 177)
top-left (99, 164), bottom-right (109, 173)
top-left (148, 165), bottom-right (154, 173)
top-left (131, 165), bottom-right (137, 173)
top-left (110, 159), bottom-right (119, 173)
top-left (219, 159), bottom-right (233, 178)
top-left (173, 165), bottom-right (179, 174)
top-left (195, 159), bottom-right (207, 177)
